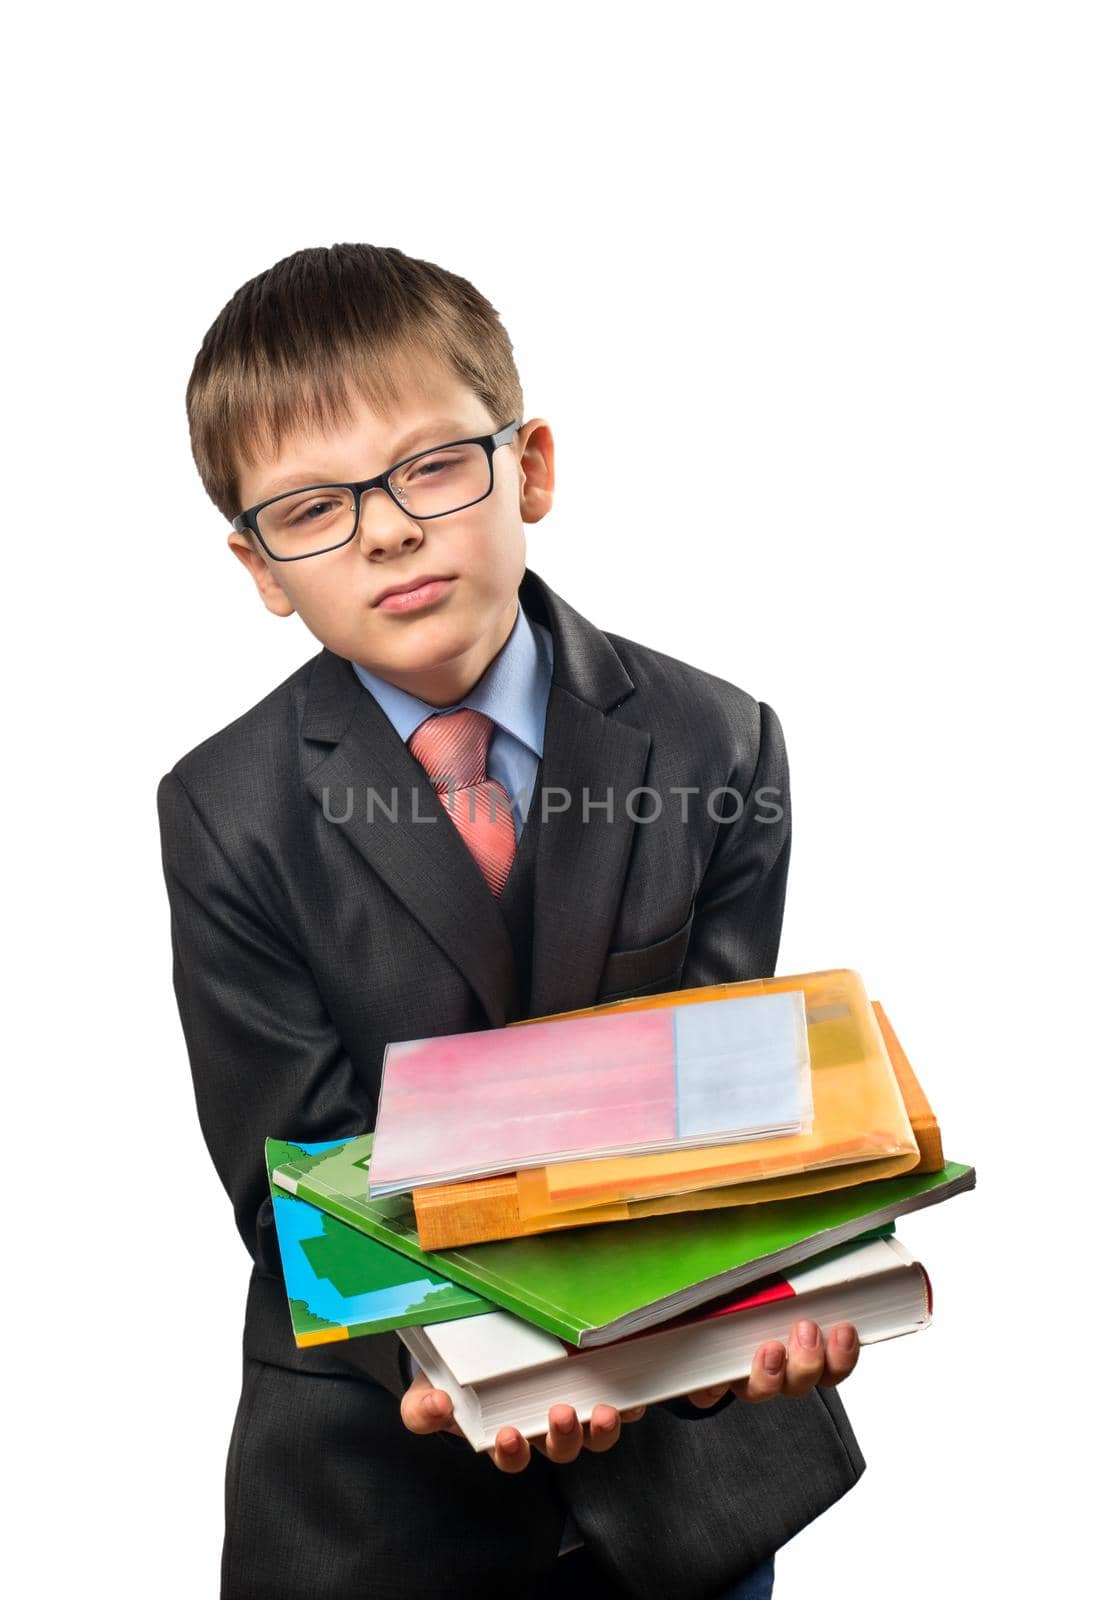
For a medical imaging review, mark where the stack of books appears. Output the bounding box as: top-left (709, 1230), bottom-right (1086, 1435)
top-left (267, 969), bottom-right (974, 1451)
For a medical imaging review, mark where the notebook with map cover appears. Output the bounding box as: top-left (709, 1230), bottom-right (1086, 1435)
top-left (264, 1137), bottom-right (489, 1347)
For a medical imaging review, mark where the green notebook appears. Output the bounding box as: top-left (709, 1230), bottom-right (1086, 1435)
top-left (272, 1134), bottom-right (975, 1347)
top-left (265, 1138), bottom-right (490, 1346)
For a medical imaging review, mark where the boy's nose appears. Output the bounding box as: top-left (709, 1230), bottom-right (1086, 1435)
top-left (355, 484), bottom-right (422, 556)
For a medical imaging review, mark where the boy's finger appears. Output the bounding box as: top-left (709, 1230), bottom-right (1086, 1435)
top-left (686, 1384), bottom-right (732, 1408)
top-left (490, 1426), bottom-right (531, 1473)
top-left (818, 1323), bottom-right (860, 1387)
top-left (540, 1404), bottom-right (584, 1465)
top-left (400, 1383), bottom-right (455, 1435)
top-left (619, 1405), bottom-right (647, 1424)
top-left (582, 1404), bottom-right (621, 1454)
top-left (783, 1320), bottom-right (827, 1398)
top-left (731, 1341), bottom-right (786, 1403)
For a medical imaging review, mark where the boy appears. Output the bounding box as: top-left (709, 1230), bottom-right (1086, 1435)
top-left (157, 243), bottom-right (865, 1600)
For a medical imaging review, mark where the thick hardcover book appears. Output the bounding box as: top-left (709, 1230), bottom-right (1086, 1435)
top-left (400, 1234), bottom-right (932, 1450)
top-left (412, 996), bottom-right (940, 1249)
top-left (272, 1136), bottom-right (974, 1348)
top-left (368, 988), bottom-right (814, 1197)
top-left (264, 1138), bottom-right (490, 1346)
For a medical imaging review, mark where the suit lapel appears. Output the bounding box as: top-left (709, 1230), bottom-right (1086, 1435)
top-left (519, 572), bottom-right (652, 1021)
top-left (303, 673), bottom-right (519, 1026)
top-left (301, 567), bottom-right (650, 1027)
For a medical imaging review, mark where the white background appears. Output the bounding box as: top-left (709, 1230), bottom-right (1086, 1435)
top-left (6, 2), bottom-right (1094, 1594)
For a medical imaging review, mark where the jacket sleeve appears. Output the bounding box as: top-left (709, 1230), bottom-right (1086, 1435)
top-left (679, 699), bottom-right (790, 993)
top-left (662, 699), bottom-right (791, 1422)
top-left (156, 768), bottom-right (405, 1401)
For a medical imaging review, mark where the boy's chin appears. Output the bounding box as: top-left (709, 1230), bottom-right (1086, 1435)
top-left (325, 622), bottom-right (478, 675)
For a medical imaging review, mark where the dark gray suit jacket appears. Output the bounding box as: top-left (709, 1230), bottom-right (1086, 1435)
top-left (157, 566), bottom-right (864, 1599)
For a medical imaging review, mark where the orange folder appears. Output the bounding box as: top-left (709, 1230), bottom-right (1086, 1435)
top-left (412, 971), bottom-right (934, 1250)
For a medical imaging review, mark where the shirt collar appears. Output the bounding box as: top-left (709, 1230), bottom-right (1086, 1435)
top-left (350, 597), bottom-right (554, 759)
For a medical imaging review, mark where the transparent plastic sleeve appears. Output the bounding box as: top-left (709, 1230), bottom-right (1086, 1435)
top-left (509, 969), bottom-right (919, 1216)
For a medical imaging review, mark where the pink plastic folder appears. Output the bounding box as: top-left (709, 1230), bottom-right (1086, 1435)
top-left (367, 990), bottom-right (812, 1197)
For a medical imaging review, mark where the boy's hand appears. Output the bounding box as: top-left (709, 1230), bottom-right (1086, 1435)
top-left (400, 1369), bottom-right (646, 1472)
top-left (686, 1320), bottom-right (861, 1409)
top-left (401, 1320), bottom-right (858, 1458)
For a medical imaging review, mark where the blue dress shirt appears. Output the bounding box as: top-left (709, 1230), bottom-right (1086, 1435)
top-left (351, 598), bottom-right (554, 843)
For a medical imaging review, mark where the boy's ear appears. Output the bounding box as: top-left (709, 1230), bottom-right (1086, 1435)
top-left (227, 531), bottom-right (296, 618)
top-left (515, 419), bottom-right (555, 525)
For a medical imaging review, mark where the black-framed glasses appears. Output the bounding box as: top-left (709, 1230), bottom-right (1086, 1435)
top-left (231, 420), bottom-right (521, 561)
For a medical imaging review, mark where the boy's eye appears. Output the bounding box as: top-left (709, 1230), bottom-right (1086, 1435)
top-left (276, 492), bottom-right (350, 528)
top-left (402, 452), bottom-right (460, 483)
top-left (259, 487), bottom-right (356, 550)
top-left (293, 497), bottom-right (342, 522)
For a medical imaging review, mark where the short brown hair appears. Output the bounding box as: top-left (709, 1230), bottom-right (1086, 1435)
top-left (186, 243), bottom-right (524, 523)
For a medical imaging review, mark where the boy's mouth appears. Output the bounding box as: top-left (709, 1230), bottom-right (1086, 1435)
top-left (373, 576), bottom-right (457, 612)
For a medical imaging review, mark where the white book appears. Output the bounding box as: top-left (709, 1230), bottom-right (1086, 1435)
top-left (398, 1235), bottom-right (930, 1451)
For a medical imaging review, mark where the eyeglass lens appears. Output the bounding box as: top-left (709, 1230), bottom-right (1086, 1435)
top-left (256, 442), bottom-right (492, 557)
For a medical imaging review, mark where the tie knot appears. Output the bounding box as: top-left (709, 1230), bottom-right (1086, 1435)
top-left (408, 707), bottom-right (494, 790)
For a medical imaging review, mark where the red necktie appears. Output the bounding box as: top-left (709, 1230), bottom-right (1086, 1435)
top-left (408, 708), bottom-right (517, 897)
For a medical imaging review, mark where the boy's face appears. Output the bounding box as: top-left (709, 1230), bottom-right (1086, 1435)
top-left (228, 360), bottom-right (554, 707)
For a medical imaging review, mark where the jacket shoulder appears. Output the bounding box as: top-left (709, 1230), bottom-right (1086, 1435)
top-left (157, 649), bottom-right (323, 821)
top-left (603, 627), bottom-right (773, 756)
